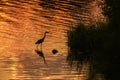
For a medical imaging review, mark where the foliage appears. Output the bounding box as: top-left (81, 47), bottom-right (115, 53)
top-left (67, 0), bottom-right (120, 80)
top-left (67, 23), bottom-right (108, 79)
top-left (67, 23), bottom-right (120, 80)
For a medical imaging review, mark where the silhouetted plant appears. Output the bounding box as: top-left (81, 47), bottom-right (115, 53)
top-left (67, 23), bottom-right (108, 75)
top-left (101, 0), bottom-right (120, 80)
top-left (67, 0), bottom-right (120, 79)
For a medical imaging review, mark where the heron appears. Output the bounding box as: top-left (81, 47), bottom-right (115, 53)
top-left (35, 49), bottom-right (47, 64)
top-left (35, 31), bottom-right (49, 49)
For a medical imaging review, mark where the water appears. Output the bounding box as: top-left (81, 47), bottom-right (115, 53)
top-left (0, 0), bottom-right (105, 80)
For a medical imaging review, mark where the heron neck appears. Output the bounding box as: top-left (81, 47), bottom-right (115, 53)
top-left (43, 33), bottom-right (46, 39)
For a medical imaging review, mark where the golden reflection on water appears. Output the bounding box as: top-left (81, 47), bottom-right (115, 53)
top-left (0, 0), bottom-right (105, 80)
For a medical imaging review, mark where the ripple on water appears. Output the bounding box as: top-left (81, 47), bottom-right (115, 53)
top-left (0, 0), bottom-right (105, 80)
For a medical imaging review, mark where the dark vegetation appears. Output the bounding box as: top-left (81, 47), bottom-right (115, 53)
top-left (67, 0), bottom-right (120, 80)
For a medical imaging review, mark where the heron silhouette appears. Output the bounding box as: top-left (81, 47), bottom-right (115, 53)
top-left (35, 49), bottom-right (47, 64)
top-left (35, 32), bottom-right (49, 50)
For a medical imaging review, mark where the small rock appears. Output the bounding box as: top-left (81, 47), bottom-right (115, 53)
top-left (52, 49), bottom-right (58, 54)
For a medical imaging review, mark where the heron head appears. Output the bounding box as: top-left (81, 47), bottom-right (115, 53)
top-left (45, 31), bottom-right (49, 33)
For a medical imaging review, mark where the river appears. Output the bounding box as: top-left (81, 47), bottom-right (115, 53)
top-left (0, 0), bottom-right (105, 80)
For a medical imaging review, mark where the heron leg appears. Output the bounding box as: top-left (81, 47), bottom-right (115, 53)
top-left (42, 57), bottom-right (47, 64)
top-left (36, 44), bottom-right (39, 50)
top-left (40, 43), bottom-right (42, 50)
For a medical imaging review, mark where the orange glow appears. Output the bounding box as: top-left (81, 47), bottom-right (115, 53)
top-left (0, 0), bottom-right (106, 80)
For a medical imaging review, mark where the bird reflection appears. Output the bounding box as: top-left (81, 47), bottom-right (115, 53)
top-left (35, 49), bottom-right (47, 64)
top-left (35, 32), bottom-right (49, 50)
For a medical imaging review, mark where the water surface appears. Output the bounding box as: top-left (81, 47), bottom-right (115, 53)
top-left (0, 0), bottom-right (105, 80)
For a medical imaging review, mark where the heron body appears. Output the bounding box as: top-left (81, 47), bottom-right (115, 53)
top-left (35, 38), bottom-right (44, 44)
top-left (35, 32), bottom-right (49, 49)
